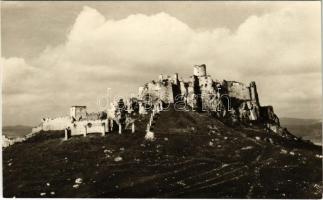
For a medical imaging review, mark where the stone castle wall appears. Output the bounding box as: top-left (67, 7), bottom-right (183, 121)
top-left (225, 81), bottom-right (251, 101)
top-left (70, 119), bottom-right (108, 136)
top-left (139, 77), bottom-right (176, 103)
top-left (41, 116), bottom-right (72, 131)
top-left (2, 117), bottom-right (71, 148)
top-left (137, 64), bottom-right (278, 125)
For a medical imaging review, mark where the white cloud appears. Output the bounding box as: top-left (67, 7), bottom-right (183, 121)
top-left (2, 5), bottom-right (321, 125)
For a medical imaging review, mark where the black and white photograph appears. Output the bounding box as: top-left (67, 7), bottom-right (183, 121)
top-left (1, 1), bottom-right (322, 198)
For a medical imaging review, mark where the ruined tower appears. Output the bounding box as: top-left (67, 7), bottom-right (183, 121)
top-left (249, 81), bottom-right (260, 106)
top-left (193, 64), bottom-right (207, 77)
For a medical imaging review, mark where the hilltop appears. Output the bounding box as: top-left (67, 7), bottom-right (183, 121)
top-left (3, 108), bottom-right (322, 198)
top-left (4, 117), bottom-right (321, 144)
top-left (3, 65), bottom-right (322, 198)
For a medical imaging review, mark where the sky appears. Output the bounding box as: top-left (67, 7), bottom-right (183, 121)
top-left (1, 1), bottom-right (322, 126)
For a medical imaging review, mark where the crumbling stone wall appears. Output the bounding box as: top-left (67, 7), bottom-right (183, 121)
top-left (138, 74), bottom-right (181, 104)
top-left (249, 81), bottom-right (260, 105)
top-left (41, 116), bottom-right (71, 131)
top-left (260, 106), bottom-right (280, 125)
top-left (70, 119), bottom-right (108, 136)
top-left (224, 81), bottom-right (251, 100)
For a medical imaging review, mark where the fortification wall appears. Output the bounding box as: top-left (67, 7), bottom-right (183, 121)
top-left (249, 81), bottom-right (260, 105)
top-left (70, 124), bottom-right (86, 136)
top-left (41, 116), bottom-right (71, 131)
top-left (179, 81), bottom-right (187, 96)
top-left (199, 76), bottom-right (216, 95)
top-left (31, 126), bottom-right (42, 134)
top-left (3, 133), bottom-right (31, 148)
top-left (226, 81), bottom-right (251, 100)
top-left (70, 119), bottom-right (108, 136)
top-left (2, 135), bottom-right (13, 148)
top-left (139, 80), bottom-right (175, 104)
top-left (159, 83), bottom-right (174, 103)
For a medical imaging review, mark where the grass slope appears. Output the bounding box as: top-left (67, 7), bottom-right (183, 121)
top-left (3, 111), bottom-right (322, 198)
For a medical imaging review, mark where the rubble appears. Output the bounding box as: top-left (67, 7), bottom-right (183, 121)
top-left (241, 146), bottom-right (254, 150)
top-left (268, 138), bottom-right (274, 144)
top-left (72, 184), bottom-right (79, 189)
top-left (222, 163), bottom-right (229, 167)
top-left (114, 156), bottom-right (123, 162)
top-left (280, 149), bottom-right (288, 154)
top-left (145, 131), bottom-right (155, 141)
top-left (176, 180), bottom-right (186, 186)
top-left (75, 178), bottom-right (83, 184)
top-left (40, 192), bottom-right (46, 196)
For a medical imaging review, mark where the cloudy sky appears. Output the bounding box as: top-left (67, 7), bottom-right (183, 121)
top-left (1, 1), bottom-right (321, 126)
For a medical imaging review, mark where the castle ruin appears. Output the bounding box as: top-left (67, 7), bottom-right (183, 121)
top-left (138, 64), bottom-right (278, 125)
top-left (7, 64), bottom-right (290, 146)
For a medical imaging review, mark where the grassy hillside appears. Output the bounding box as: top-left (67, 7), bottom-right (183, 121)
top-left (3, 111), bottom-right (322, 198)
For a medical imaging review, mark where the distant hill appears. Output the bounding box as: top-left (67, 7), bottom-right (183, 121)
top-left (280, 118), bottom-right (322, 145)
top-left (280, 118), bottom-right (321, 126)
top-left (2, 125), bottom-right (33, 139)
top-left (3, 110), bottom-right (322, 198)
